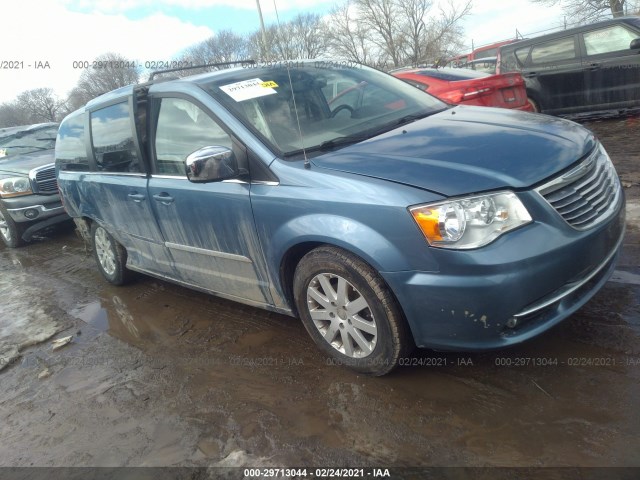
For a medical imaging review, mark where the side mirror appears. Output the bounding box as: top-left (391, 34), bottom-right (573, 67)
top-left (185, 146), bottom-right (238, 183)
top-left (631, 38), bottom-right (640, 50)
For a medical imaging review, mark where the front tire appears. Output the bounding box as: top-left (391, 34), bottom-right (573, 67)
top-left (293, 246), bottom-right (412, 375)
top-left (0, 204), bottom-right (26, 248)
top-left (91, 222), bottom-right (132, 285)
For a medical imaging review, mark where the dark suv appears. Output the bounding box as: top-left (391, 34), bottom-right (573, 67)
top-left (0, 123), bottom-right (70, 247)
top-left (497, 16), bottom-right (640, 116)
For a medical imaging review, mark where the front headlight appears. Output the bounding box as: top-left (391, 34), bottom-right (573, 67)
top-left (409, 191), bottom-right (532, 249)
top-left (0, 176), bottom-right (33, 198)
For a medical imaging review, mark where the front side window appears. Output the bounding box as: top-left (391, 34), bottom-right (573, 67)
top-left (583, 25), bottom-right (639, 55)
top-left (90, 102), bottom-right (140, 173)
top-left (56, 113), bottom-right (89, 171)
top-left (154, 98), bottom-right (232, 176)
top-left (530, 36), bottom-right (577, 64)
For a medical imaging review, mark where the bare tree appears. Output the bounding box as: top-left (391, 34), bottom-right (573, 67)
top-left (0, 89), bottom-right (65, 127)
top-left (16, 88), bottom-right (63, 123)
top-left (423, 0), bottom-right (472, 62)
top-left (530, 0), bottom-right (638, 22)
top-left (73, 52), bottom-right (140, 104)
top-left (400, 0), bottom-right (434, 66)
top-left (326, 3), bottom-right (368, 64)
top-left (0, 103), bottom-right (31, 128)
top-left (327, 0), bottom-right (471, 68)
top-left (354, 0), bottom-right (405, 67)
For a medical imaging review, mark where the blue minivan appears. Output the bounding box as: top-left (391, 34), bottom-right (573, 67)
top-left (55, 62), bottom-right (625, 375)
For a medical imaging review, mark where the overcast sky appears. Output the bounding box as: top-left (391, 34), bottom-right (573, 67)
top-left (1, 0), bottom-right (566, 104)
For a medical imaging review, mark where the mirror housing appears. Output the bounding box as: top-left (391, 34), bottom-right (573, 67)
top-left (631, 38), bottom-right (640, 50)
top-left (185, 146), bottom-right (239, 183)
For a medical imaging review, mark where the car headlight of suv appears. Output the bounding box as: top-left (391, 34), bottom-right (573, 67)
top-left (409, 191), bottom-right (532, 249)
top-left (0, 176), bottom-right (33, 198)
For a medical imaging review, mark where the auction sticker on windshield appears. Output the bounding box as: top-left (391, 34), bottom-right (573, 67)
top-left (220, 78), bottom-right (278, 102)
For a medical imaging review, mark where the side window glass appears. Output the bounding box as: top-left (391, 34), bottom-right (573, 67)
top-left (583, 25), bottom-right (638, 55)
top-left (514, 47), bottom-right (530, 66)
top-left (56, 113), bottom-right (89, 171)
top-left (530, 36), bottom-right (577, 64)
top-left (91, 103), bottom-right (140, 173)
top-left (154, 98), bottom-right (231, 176)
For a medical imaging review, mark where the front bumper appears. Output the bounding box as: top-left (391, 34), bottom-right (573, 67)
top-left (381, 192), bottom-right (626, 351)
top-left (3, 194), bottom-right (70, 240)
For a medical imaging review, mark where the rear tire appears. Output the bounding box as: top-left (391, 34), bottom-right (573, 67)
top-left (0, 204), bottom-right (26, 248)
top-left (293, 246), bottom-right (412, 375)
top-left (91, 222), bottom-right (132, 285)
top-left (527, 97), bottom-right (540, 113)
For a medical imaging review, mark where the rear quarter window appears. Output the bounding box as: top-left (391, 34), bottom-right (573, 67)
top-left (500, 48), bottom-right (522, 72)
top-left (56, 113), bottom-right (89, 172)
top-left (530, 36), bottom-right (577, 64)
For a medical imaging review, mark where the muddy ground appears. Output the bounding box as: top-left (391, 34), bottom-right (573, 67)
top-left (0, 116), bottom-right (639, 476)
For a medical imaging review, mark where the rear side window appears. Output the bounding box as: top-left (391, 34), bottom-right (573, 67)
top-left (90, 102), bottom-right (141, 173)
top-left (500, 49), bottom-right (521, 72)
top-left (56, 113), bottom-right (89, 171)
top-left (154, 97), bottom-right (232, 176)
top-left (583, 25), bottom-right (639, 55)
top-left (530, 36), bottom-right (577, 64)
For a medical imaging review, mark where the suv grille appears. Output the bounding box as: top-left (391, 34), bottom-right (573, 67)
top-left (31, 164), bottom-right (58, 194)
top-left (536, 146), bottom-right (621, 230)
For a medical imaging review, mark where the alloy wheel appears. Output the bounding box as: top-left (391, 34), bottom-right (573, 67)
top-left (306, 273), bottom-right (378, 358)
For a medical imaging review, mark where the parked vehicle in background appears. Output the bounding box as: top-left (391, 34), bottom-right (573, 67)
top-left (458, 57), bottom-right (497, 74)
top-left (497, 16), bottom-right (640, 115)
top-left (0, 123), bottom-right (69, 247)
top-left (56, 61), bottom-right (624, 375)
top-left (393, 68), bottom-right (533, 111)
top-left (445, 39), bottom-right (519, 68)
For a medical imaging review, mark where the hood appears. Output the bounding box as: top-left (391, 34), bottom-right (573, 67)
top-left (0, 149), bottom-right (55, 176)
top-left (312, 106), bottom-right (595, 197)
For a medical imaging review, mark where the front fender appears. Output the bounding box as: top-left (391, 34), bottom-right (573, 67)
top-left (271, 214), bottom-right (413, 273)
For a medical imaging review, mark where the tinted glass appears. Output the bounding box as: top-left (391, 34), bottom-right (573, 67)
top-left (154, 98), bottom-right (232, 176)
top-left (530, 36), bottom-right (577, 64)
top-left (583, 25), bottom-right (639, 55)
top-left (56, 113), bottom-right (89, 171)
top-left (90, 102), bottom-right (140, 173)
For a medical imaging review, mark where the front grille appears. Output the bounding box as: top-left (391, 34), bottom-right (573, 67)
top-left (536, 145), bottom-right (621, 230)
top-left (30, 164), bottom-right (58, 194)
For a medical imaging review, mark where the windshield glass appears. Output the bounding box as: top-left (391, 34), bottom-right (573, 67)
top-left (202, 63), bottom-right (447, 157)
top-left (0, 124), bottom-right (58, 158)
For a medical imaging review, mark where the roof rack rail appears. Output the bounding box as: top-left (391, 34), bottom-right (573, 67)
top-left (148, 60), bottom-right (256, 81)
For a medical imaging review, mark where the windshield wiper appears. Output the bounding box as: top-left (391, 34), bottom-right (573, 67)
top-left (391, 108), bottom-right (449, 128)
top-left (318, 134), bottom-right (371, 150)
top-left (282, 134), bottom-right (370, 158)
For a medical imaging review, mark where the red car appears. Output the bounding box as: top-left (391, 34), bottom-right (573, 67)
top-left (393, 68), bottom-right (533, 111)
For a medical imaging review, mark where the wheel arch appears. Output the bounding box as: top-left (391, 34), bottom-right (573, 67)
top-left (273, 214), bottom-right (413, 317)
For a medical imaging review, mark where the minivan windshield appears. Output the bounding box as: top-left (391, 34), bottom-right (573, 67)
top-left (202, 63), bottom-right (447, 157)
